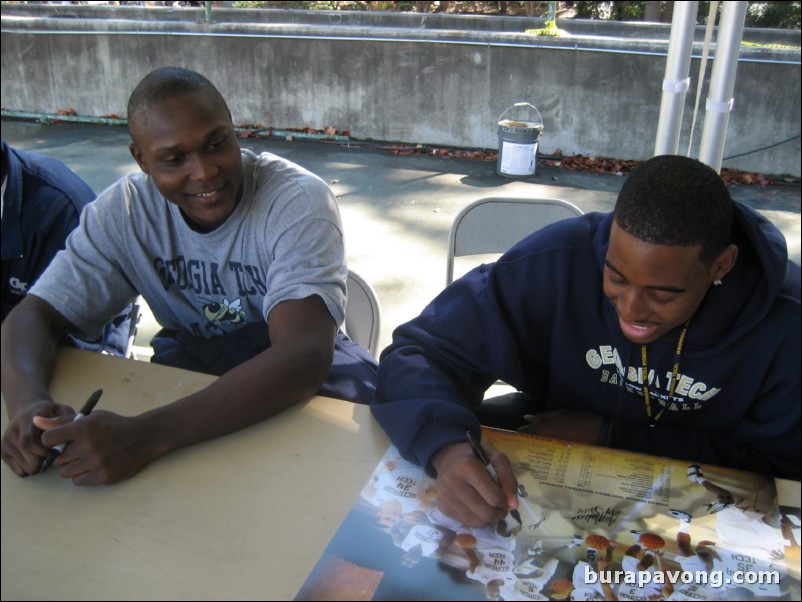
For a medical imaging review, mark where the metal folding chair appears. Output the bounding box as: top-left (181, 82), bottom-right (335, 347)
top-left (445, 197), bottom-right (584, 394)
top-left (446, 197), bottom-right (584, 285)
top-left (345, 269), bottom-right (382, 358)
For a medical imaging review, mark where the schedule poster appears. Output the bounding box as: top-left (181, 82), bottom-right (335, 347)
top-left (295, 428), bottom-right (800, 601)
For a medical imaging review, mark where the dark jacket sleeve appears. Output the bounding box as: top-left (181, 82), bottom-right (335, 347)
top-left (373, 264), bottom-right (523, 473)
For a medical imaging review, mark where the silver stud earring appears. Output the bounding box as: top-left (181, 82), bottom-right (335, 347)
top-left (713, 279), bottom-right (722, 286)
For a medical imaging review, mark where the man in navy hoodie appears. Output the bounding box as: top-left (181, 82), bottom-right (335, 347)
top-left (1, 140), bottom-right (131, 356)
top-left (372, 155), bottom-right (800, 527)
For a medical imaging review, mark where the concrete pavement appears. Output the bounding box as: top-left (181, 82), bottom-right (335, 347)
top-left (3, 119), bottom-right (799, 356)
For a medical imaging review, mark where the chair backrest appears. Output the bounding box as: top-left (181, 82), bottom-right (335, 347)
top-left (124, 298), bottom-right (142, 359)
top-left (345, 269), bottom-right (382, 358)
top-left (446, 197), bottom-right (584, 285)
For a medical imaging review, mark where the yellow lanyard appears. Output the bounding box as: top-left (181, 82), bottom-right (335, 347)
top-left (640, 320), bottom-right (691, 426)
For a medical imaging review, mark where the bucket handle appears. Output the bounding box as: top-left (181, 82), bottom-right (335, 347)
top-left (498, 102), bottom-right (543, 126)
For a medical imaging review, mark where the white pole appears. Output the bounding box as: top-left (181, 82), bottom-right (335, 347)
top-left (654, 1), bottom-right (699, 156)
top-left (686, 0), bottom-right (719, 157)
top-left (698, 1), bottom-right (748, 173)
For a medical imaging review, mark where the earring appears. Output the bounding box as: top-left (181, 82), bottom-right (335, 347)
top-left (713, 279), bottom-right (722, 286)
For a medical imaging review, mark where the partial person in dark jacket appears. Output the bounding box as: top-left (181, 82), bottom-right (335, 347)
top-left (1, 139), bottom-right (131, 356)
top-left (372, 155), bottom-right (801, 527)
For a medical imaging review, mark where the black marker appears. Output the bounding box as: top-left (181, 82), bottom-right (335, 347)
top-left (40, 389), bottom-right (103, 473)
top-left (466, 430), bottom-right (522, 523)
top-left (466, 430), bottom-right (500, 483)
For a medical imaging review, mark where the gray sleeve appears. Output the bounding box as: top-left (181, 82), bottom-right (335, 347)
top-left (258, 168), bottom-right (346, 327)
top-left (29, 183), bottom-right (138, 340)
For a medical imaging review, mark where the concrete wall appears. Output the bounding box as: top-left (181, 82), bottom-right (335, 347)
top-left (2, 5), bottom-right (800, 176)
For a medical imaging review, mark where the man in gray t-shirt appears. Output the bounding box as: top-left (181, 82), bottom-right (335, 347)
top-left (0, 67), bottom-right (377, 485)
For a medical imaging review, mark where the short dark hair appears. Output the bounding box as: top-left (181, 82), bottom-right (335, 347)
top-left (127, 67), bottom-right (230, 141)
top-left (614, 155), bottom-right (734, 264)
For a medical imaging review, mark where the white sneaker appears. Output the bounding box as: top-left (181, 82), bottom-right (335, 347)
top-left (527, 539), bottom-right (544, 556)
top-left (687, 464), bottom-right (704, 484)
top-left (670, 509), bottom-right (692, 523)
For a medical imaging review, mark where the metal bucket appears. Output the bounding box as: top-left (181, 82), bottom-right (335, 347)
top-left (496, 102), bottom-right (544, 178)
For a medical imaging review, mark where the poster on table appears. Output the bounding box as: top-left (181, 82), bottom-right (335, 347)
top-left (296, 428), bottom-right (801, 601)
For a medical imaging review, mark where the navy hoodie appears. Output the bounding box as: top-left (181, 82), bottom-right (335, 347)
top-left (1, 140), bottom-right (130, 356)
top-left (373, 205), bottom-right (801, 481)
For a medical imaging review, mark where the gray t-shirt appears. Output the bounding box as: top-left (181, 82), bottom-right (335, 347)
top-left (32, 149), bottom-right (346, 342)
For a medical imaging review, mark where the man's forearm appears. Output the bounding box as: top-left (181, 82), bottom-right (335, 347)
top-left (1, 300), bottom-right (63, 416)
top-left (132, 340), bottom-right (332, 459)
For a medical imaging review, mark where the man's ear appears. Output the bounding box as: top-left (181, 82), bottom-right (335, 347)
top-left (712, 244), bottom-right (739, 281)
top-left (129, 143), bottom-right (148, 174)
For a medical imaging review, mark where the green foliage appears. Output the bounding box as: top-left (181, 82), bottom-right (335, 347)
top-left (229, 0), bottom-right (800, 27)
top-left (617, 1), bottom-right (647, 20)
top-left (574, 1), bottom-right (611, 20)
top-left (699, 1), bottom-right (800, 29)
top-left (233, 1), bottom-right (342, 9)
top-left (572, 1), bottom-right (648, 22)
top-left (697, 2), bottom-right (718, 25)
top-left (746, 1), bottom-right (801, 29)
top-left (563, 1), bottom-right (800, 28)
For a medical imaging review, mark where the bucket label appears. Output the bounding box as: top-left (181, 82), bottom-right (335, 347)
top-left (499, 141), bottom-right (538, 176)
